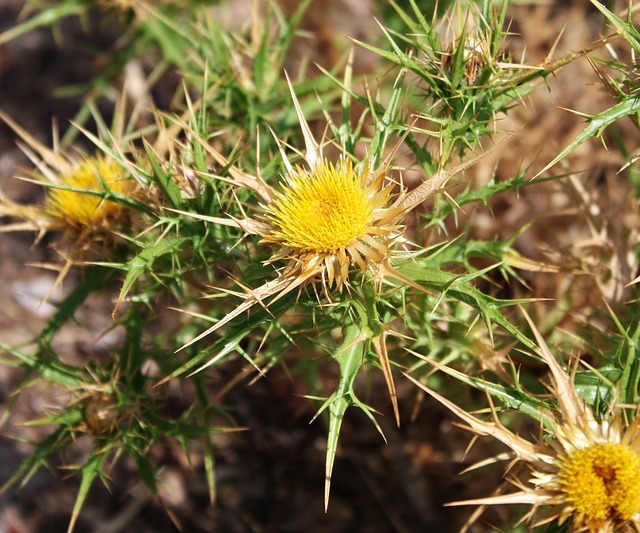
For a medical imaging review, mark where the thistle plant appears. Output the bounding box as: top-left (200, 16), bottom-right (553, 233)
top-left (161, 71), bottom-right (527, 507)
top-left (2, 0), bottom-right (640, 531)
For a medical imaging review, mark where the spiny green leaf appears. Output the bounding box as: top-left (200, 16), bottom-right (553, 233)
top-left (312, 321), bottom-right (385, 511)
top-left (128, 444), bottom-right (159, 497)
top-left (590, 0), bottom-right (640, 54)
top-left (0, 427), bottom-right (69, 494)
top-left (114, 237), bottom-right (188, 315)
top-left (396, 260), bottom-right (539, 353)
top-left (536, 96), bottom-right (640, 178)
top-left (144, 140), bottom-right (186, 208)
top-left (24, 407), bottom-right (84, 427)
top-left (407, 355), bottom-right (552, 425)
top-left (67, 449), bottom-right (112, 533)
top-left (0, 343), bottom-right (80, 388)
top-left (159, 289), bottom-right (297, 383)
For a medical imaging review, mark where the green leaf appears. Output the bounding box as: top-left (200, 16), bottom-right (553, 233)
top-left (0, 2), bottom-right (86, 45)
top-left (128, 444), bottom-right (159, 497)
top-left (408, 355), bottom-right (552, 425)
top-left (67, 448), bottom-right (112, 533)
top-left (195, 377), bottom-right (217, 504)
top-left (144, 140), bottom-right (186, 209)
top-left (114, 237), bottom-right (188, 314)
top-left (311, 321), bottom-right (384, 511)
top-left (159, 288), bottom-right (297, 383)
top-left (607, 314), bottom-right (640, 404)
top-left (590, 0), bottom-right (640, 54)
top-left (24, 407), bottom-right (84, 427)
top-left (396, 260), bottom-right (539, 353)
top-left (0, 427), bottom-right (69, 494)
top-left (536, 96), bottom-right (640, 178)
top-left (0, 343), bottom-right (80, 388)
top-left (573, 368), bottom-right (619, 407)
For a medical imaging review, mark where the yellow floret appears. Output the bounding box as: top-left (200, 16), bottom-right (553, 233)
top-left (558, 442), bottom-right (640, 521)
top-left (268, 160), bottom-right (373, 253)
top-left (46, 155), bottom-right (131, 228)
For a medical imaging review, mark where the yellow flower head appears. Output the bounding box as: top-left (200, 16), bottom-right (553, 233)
top-left (45, 155), bottom-right (133, 229)
top-left (406, 312), bottom-right (640, 533)
top-left (558, 442), bottom-right (640, 523)
top-left (263, 158), bottom-right (400, 288)
top-left (268, 160), bottom-right (377, 253)
top-left (0, 111), bottom-right (139, 241)
top-left (177, 79), bottom-right (421, 349)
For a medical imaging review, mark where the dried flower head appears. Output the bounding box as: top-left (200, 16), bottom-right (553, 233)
top-left (81, 390), bottom-right (129, 436)
top-left (406, 312), bottom-right (640, 533)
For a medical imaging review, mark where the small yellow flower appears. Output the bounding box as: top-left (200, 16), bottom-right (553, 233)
top-left (558, 442), bottom-right (640, 524)
top-left (406, 311), bottom-right (640, 533)
top-left (0, 111), bottom-right (137, 239)
top-left (268, 161), bottom-right (378, 253)
top-left (45, 155), bottom-right (133, 229)
top-left (0, 111), bottom-right (143, 294)
top-left (263, 158), bottom-right (400, 289)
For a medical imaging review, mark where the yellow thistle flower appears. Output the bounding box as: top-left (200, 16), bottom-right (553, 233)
top-left (0, 111), bottom-right (142, 297)
top-left (263, 157), bottom-right (401, 289)
top-left (163, 75), bottom-right (504, 447)
top-left (45, 154), bottom-right (133, 230)
top-left (0, 111), bottom-right (137, 240)
top-left (406, 312), bottom-right (640, 533)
